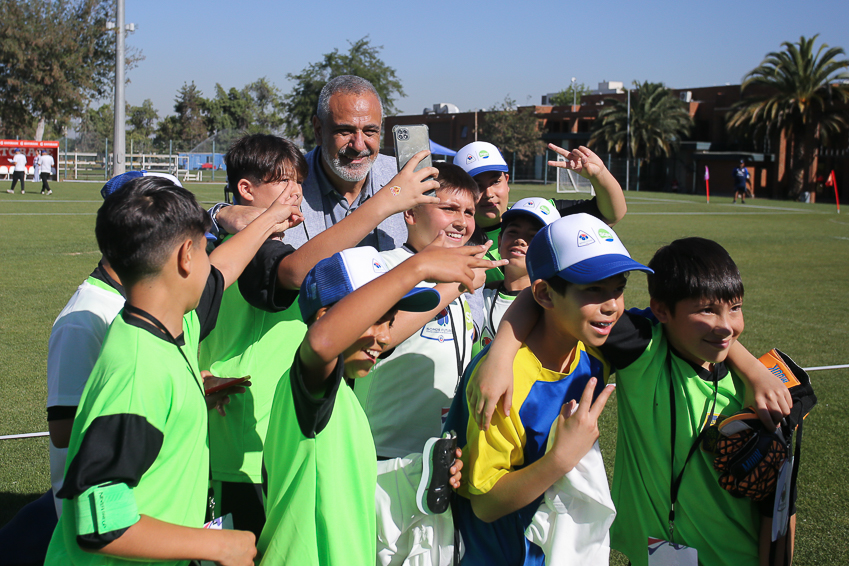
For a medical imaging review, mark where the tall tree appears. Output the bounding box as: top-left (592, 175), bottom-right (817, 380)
top-left (283, 36), bottom-right (404, 147)
top-left (727, 35), bottom-right (849, 197)
top-left (173, 82), bottom-right (208, 149)
top-left (0, 0), bottom-right (116, 138)
top-left (127, 99), bottom-right (159, 154)
top-left (590, 81), bottom-right (692, 161)
top-left (247, 77), bottom-right (285, 133)
top-left (548, 82), bottom-right (592, 107)
top-left (480, 97), bottom-right (544, 165)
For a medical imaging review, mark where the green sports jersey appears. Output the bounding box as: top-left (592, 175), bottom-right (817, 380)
top-left (482, 225), bottom-right (505, 285)
top-left (200, 258), bottom-right (303, 484)
top-left (604, 309), bottom-right (760, 566)
top-left (258, 352), bottom-right (377, 566)
top-left (45, 269), bottom-right (224, 566)
top-left (45, 313), bottom-right (209, 566)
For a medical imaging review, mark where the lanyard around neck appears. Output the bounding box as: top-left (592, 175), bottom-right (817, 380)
top-left (123, 304), bottom-right (203, 395)
top-left (667, 349), bottom-right (719, 541)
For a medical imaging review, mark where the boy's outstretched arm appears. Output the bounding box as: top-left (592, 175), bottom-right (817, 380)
top-left (385, 237), bottom-right (507, 347)
top-left (467, 288), bottom-right (540, 430)
top-left (275, 151), bottom-right (440, 290)
top-left (470, 378), bottom-right (614, 523)
top-left (92, 514), bottom-right (255, 566)
top-left (548, 144), bottom-right (627, 226)
top-left (726, 341), bottom-right (792, 428)
top-left (209, 197), bottom-right (302, 289)
top-left (299, 243), bottom-right (502, 394)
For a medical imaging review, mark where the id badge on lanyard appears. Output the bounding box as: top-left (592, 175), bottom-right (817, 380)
top-left (648, 538), bottom-right (698, 566)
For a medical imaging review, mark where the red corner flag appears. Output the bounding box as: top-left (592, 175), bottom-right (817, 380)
top-left (704, 166), bottom-right (710, 204)
top-left (826, 170), bottom-right (839, 213)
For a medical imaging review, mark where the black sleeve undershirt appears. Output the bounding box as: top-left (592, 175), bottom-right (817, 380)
top-left (238, 239), bottom-right (300, 313)
top-left (598, 308), bottom-right (656, 370)
top-left (289, 351), bottom-right (347, 438)
top-left (195, 266), bottom-right (226, 342)
top-left (553, 197), bottom-right (604, 221)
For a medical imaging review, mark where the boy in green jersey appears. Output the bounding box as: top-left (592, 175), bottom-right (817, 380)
top-left (45, 176), bottom-right (300, 566)
top-left (469, 237), bottom-right (794, 566)
top-left (200, 134), bottom-right (440, 537)
top-left (453, 141), bottom-right (627, 284)
top-left (258, 244), bottom-right (501, 565)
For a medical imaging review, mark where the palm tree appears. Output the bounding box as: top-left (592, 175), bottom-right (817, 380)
top-left (591, 81), bottom-right (693, 161)
top-left (727, 35), bottom-right (849, 198)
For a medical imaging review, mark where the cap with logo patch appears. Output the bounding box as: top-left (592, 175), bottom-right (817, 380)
top-left (453, 141), bottom-right (509, 178)
top-left (526, 213), bottom-right (653, 284)
top-left (299, 246), bottom-right (441, 322)
top-left (501, 197), bottom-right (561, 229)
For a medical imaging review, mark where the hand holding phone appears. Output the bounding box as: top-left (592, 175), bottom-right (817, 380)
top-left (393, 124), bottom-right (436, 197)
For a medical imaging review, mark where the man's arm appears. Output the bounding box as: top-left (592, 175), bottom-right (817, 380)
top-left (547, 144), bottom-right (627, 226)
top-left (470, 378), bottom-right (614, 522)
top-left (275, 152), bottom-right (440, 290)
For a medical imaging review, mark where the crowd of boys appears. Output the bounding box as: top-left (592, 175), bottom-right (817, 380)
top-left (2, 74), bottom-right (806, 566)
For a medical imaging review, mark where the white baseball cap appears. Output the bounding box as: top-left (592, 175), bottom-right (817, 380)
top-left (299, 246), bottom-right (441, 322)
top-left (526, 213), bottom-right (653, 284)
top-left (453, 141), bottom-right (509, 178)
top-left (501, 197), bottom-right (561, 228)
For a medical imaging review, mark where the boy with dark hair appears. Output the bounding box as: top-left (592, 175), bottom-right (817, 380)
top-left (258, 244), bottom-right (499, 565)
top-left (45, 176), bottom-right (300, 566)
top-left (355, 162), bottom-right (495, 459)
top-left (478, 198), bottom-right (560, 350)
top-left (444, 213), bottom-right (643, 565)
top-left (200, 134), bottom-right (440, 537)
top-left (471, 236), bottom-right (794, 566)
top-left (454, 142), bottom-right (627, 283)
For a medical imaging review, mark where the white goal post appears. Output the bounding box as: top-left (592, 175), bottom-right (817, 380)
top-left (555, 154), bottom-right (595, 195)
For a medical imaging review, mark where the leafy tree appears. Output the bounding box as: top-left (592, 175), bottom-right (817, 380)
top-left (727, 35), bottom-right (849, 197)
top-left (590, 81), bottom-right (692, 162)
top-left (548, 82), bottom-right (592, 107)
top-left (480, 96), bottom-right (544, 165)
top-left (172, 82), bottom-right (208, 149)
top-left (0, 0), bottom-right (135, 139)
top-left (283, 36), bottom-right (405, 147)
top-left (204, 84), bottom-right (255, 134)
top-left (247, 77), bottom-right (285, 133)
top-left (127, 99), bottom-right (159, 153)
top-left (74, 103), bottom-right (113, 152)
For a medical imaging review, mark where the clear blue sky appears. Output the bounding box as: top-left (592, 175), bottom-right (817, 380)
top-left (121, 0), bottom-right (849, 119)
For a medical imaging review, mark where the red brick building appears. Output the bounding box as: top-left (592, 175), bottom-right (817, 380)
top-left (384, 85), bottom-right (848, 202)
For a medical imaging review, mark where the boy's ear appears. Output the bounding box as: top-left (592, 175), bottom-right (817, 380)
top-left (503, 172), bottom-right (510, 184)
top-left (532, 279), bottom-right (555, 310)
top-left (403, 207), bottom-right (417, 226)
top-left (650, 298), bottom-right (672, 323)
top-left (236, 179), bottom-right (256, 204)
top-left (176, 238), bottom-right (195, 277)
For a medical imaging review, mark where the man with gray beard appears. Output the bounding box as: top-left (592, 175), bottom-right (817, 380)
top-left (214, 75), bottom-right (406, 251)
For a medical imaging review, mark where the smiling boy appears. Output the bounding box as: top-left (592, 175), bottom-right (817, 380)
top-left (443, 213), bottom-right (648, 565)
top-left (354, 162), bottom-right (496, 458)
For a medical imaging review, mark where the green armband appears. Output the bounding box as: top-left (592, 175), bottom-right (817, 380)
top-left (75, 483), bottom-right (140, 536)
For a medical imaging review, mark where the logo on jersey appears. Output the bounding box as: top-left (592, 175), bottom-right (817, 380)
top-left (577, 230), bottom-right (595, 247)
top-left (421, 307), bottom-right (455, 343)
top-left (597, 228), bottom-right (614, 242)
top-left (372, 259), bottom-right (383, 272)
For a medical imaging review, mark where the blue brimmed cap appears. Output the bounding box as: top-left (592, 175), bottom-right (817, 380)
top-left (526, 213), bottom-right (653, 284)
top-left (501, 197), bottom-right (561, 229)
top-left (453, 141), bottom-right (509, 178)
top-left (299, 246), bottom-right (441, 322)
top-left (101, 170), bottom-right (183, 199)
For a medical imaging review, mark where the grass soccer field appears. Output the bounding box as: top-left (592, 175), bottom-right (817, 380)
top-left (1, 181), bottom-right (847, 564)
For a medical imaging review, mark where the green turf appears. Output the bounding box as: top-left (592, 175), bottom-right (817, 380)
top-left (1, 182), bottom-right (847, 564)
